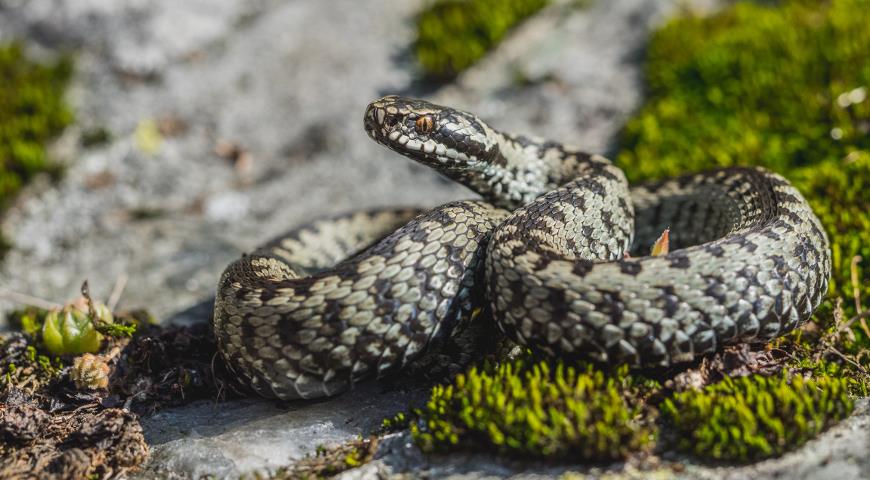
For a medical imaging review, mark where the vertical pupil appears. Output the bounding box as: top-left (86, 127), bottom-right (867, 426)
top-left (416, 116), bottom-right (433, 133)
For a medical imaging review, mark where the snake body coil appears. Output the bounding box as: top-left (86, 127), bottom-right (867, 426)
top-left (214, 96), bottom-right (830, 400)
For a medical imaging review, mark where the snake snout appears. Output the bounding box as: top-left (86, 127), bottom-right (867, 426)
top-left (364, 99), bottom-right (404, 140)
top-left (363, 103), bottom-right (382, 138)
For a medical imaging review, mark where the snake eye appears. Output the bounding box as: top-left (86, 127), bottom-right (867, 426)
top-left (415, 115), bottom-right (435, 134)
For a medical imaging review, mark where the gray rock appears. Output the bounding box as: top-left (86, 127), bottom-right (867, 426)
top-left (134, 383), bottom-right (428, 479)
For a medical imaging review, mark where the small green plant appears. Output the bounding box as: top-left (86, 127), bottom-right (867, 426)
top-left (41, 305), bottom-right (104, 356)
top-left (9, 295), bottom-right (137, 361)
top-left (662, 373), bottom-right (854, 461)
top-left (415, 0), bottom-right (550, 79)
top-left (380, 411), bottom-right (409, 432)
top-left (71, 353), bottom-right (111, 390)
top-left (39, 294), bottom-right (119, 356)
top-left (410, 359), bottom-right (657, 459)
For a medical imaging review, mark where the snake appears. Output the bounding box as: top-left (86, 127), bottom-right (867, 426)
top-left (213, 96), bottom-right (831, 400)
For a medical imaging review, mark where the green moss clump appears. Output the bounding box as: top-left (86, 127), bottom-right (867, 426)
top-left (617, 0), bottom-right (870, 331)
top-left (662, 373), bottom-right (854, 462)
top-left (415, 0), bottom-right (550, 79)
top-left (0, 42), bottom-right (73, 209)
top-left (410, 359), bottom-right (656, 460)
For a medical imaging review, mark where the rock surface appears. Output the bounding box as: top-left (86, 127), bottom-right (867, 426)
top-left (135, 382), bottom-right (428, 479)
top-left (0, 0), bottom-right (866, 478)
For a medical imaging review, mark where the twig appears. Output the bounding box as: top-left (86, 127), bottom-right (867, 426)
top-left (80, 280), bottom-right (102, 322)
top-left (840, 310), bottom-right (870, 333)
top-left (107, 273), bottom-right (129, 312)
top-left (827, 346), bottom-right (868, 374)
top-left (103, 345), bottom-right (123, 364)
top-left (211, 351), bottom-right (230, 404)
top-left (0, 289), bottom-right (61, 310)
top-left (852, 256), bottom-right (864, 314)
top-left (850, 256), bottom-right (870, 339)
top-left (767, 346), bottom-right (801, 363)
top-left (830, 296), bottom-right (857, 343)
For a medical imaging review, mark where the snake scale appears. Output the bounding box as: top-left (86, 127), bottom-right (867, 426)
top-left (213, 96), bottom-right (831, 400)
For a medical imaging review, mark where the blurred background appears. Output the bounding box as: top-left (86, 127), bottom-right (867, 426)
top-left (0, 0), bottom-right (868, 477)
top-left (1, 0), bottom-right (866, 330)
top-left (0, 0), bottom-right (716, 322)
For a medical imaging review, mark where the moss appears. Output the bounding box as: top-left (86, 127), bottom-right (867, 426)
top-left (7, 307), bottom-right (49, 338)
top-left (0, 42), bottom-right (73, 209)
top-left (415, 0), bottom-right (550, 79)
top-left (380, 411), bottom-right (409, 432)
top-left (409, 358), bottom-right (657, 460)
top-left (617, 0), bottom-right (869, 321)
top-left (794, 357), bottom-right (869, 396)
top-left (1, 338), bottom-right (64, 392)
top-left (662, 373), bottom-right (854, 462)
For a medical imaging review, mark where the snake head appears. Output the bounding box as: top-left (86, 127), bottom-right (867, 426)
top-left (365, 96), bottom-right (498, 170)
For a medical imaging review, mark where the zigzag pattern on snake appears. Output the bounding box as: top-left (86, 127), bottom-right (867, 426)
top-left (213, 96), bottom-right (830, 400)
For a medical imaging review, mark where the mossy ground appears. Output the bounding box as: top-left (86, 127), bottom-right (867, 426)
top-left (661, 373), bottom-right (854, 462)
top-left (409, 360), bottom-right (657, 460)
top-left (399, 0), bottom-right (869, 465)
top-left (618, 0), bottom-right (869, 330)
top-left (0, 287), bottom-right (244, 477)
top-left (0, 43), bottom-right (72, 255)
top-left (617, 0), bottom-right (870, 410)
top-left (415, 0), bottom-right (550, 79)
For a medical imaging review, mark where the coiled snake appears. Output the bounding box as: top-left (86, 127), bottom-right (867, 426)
top-left (213, 96), bottom-right (830, 400)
